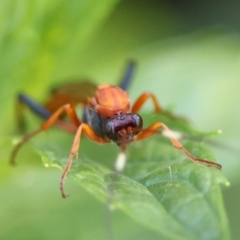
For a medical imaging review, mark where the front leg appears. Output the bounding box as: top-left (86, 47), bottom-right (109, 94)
top-left (60, 123), bottom-right (110, 198)
top-left (132, 92), bottom-right (188, 122)
top-left (134, 122), bottom-right (222, 170)
top-left (131, 92), bottom-right (162, 113)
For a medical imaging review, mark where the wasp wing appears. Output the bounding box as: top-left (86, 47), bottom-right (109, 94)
top-left (44, 81), bottom-right (97, 113)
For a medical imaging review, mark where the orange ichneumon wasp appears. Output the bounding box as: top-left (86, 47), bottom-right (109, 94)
top-left (10, 62), bottom-right (222, 198)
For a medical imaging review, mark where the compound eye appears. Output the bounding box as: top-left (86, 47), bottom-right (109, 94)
top-left (105, 120), bottom-right (118, 141)
top-left (132, 114), bottom-right (143, 129)
top-left (105, 121), bottom-right (115, 134)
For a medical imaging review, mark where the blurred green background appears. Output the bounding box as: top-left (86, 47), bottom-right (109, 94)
top-left (0, 1), bottom-right (240, 239)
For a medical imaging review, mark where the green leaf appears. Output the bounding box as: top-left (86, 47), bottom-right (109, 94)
top-left (31, 113), bottom-right (229, 240)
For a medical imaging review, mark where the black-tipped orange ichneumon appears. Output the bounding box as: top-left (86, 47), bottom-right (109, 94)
top-left (10, 62), bottom-right (221, 198)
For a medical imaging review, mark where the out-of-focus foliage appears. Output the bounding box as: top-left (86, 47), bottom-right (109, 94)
top-left (1, 1), bottom-right (240, 240)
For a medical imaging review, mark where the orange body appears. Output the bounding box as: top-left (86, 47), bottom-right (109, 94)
top-left (89, 84), bottom-right (130, 117)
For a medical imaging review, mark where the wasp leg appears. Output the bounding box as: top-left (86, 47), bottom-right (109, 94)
top-left (118, 61), bottom-right (136, 91)
top-left (18, 93), bottom-right (52, 119)
top-left (41, 104), bottom-right (80, 129)
top-left (16, 93), bottom-right (77, 133)
top-left (60, 123), bottom-right (110, 198)
top-left (16, 93), bottom-right (52, 132)
top-left (134, 122), bottom-right (222, 169)
top-left (131, 92), bottom-right (162, 113)
top-left (10, 104), bottom-right (80, 165)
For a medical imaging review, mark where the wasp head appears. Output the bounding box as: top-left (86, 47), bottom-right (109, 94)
top-left (104, 113), bottom-right (143, 150)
